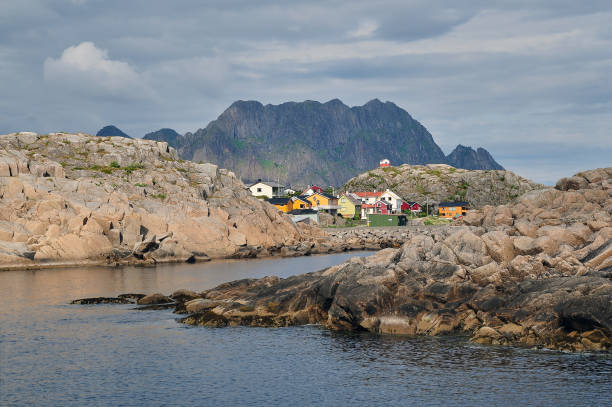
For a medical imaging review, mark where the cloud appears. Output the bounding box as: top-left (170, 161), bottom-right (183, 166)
top-left (348, 21), bottom-right (378, 39)
top-left (43, 41), bottom-right (154, 100)
top-left (0, 1), bottom-right (610, 184)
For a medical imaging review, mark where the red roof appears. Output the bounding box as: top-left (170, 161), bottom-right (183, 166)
top-left (354, 191), bottom-right (383, 198)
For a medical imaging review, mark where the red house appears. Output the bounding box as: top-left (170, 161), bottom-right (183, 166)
top-left (401, 201), bottom-right (422, 213)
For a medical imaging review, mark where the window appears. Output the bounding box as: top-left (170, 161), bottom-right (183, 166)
top-left (257, 188), bottom-right (262, 192)
top-left (300, 204), bottom-right (304, 208)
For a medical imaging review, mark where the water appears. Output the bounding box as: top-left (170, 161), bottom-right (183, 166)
top-left (1, 252), bottom-right (610, 406)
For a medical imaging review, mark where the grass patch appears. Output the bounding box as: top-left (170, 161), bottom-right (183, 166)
top-left (124, 163), bottom-right (145, 175)
top-left (134, 183), bottom-right (147, 187)
top-left (151, 193), bottom-right (166, 200)
top-left (110, 161), bottom-right (120, 168)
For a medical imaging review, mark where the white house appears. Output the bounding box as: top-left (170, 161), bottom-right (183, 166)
top-left (379, 189), bottom-right (403, 212)
top-left (248, 180), bottom-right (285, 198)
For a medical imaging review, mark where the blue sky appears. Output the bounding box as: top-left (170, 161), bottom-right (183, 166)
top-left (1, 0), bottom-right (611, 184)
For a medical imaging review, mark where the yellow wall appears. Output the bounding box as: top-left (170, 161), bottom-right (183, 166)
top-left (438, 206), bottom-right (468, 218)
top-left (306, 193), bottom-right (331, 208)
top-left (273, 203), bottom-right (291, 213)
top-left (290, 199), bottom-right (310, 211)
top-left (338, 195), bottom-right (357, 217)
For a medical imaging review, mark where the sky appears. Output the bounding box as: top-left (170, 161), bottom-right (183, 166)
top-left (1, 0), bottom-right (611, 184)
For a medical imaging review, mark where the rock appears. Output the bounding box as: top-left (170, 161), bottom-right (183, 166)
top-left (481, 231), bottom-right (515, 265)
top-left (444, 230), bottom-right (491, 267)
top-left (137, 293), bottom-right (171, 305)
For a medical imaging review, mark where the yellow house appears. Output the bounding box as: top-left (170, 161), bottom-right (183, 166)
top-left (290, 196), bottom-right (311, 211)
top-left (438, 201), bottom-right (469, 218)
top-left (266, 197), bottom-right (292, 213)
top-left (306, 192), bottom-right (340, 215)
top-left (338, 193), bottom-right (362, 218)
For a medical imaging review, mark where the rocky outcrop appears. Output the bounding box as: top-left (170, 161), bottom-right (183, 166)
top-left (343, 163), bottom-right (543, 208)
top-left (0, 132), bottom-right (332, 269)
top-left (103, 167), bottom-right (612, 352)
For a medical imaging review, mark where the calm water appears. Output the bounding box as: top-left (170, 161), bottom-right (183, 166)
top-left (1, 252), bottom-right (611, 406)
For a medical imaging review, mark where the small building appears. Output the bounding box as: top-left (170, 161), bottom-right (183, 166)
top-left (438, 201), bottom-right (469, 218)
top-left (266, 197), bottom-right (292, 213)
top-left (354, 191), bottom-right (384, 205)
top-left (401, 201), bottom-right (422, 213)
top-left (338, 193), bottom-right (362, 219)
top-left (367, 213), bottom-right (407, 227)
top-left (301, 185), bottom-right (324, 196)
top-left (249, 180), bottom-right (285, 198)
top-left (362, 200), bottom-right (392, 217)
top-left (379, 158), bottom-right (390, 167)
top-left (288, 208), bottom-right (319, 224)
top-left (306, 192), bottom-right (340, 215)
top-left (379, 189), bottom-right (403, 213)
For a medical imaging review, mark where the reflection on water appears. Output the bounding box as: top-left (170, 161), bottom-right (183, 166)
top-left (1, 251), bottom-right (611, 406)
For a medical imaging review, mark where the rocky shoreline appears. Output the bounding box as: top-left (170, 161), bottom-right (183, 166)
top-left (73, 167), bottom-right (612, 352)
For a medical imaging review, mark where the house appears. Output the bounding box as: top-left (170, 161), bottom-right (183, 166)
top-left (284, 187), bottom-right (296, 196)
top-left (379, 189), bottom-right (403, 212)
top-left (306, 192), bottom-right (340, 215)
top-left (354, 189), bottom-right (404, 214)
top-left (338, 193), bottom-right (362, 219)
top-left (379, 158), bottom-right (390, 167)
top-left (291, 196), bottom-right (312, 210)
top-left (266, 197), bottom-right (292, 213)
top-left (354, 191), bottom-right (384, 205)
top-left (249, 180), bottom-right (285, 198)
top-left (301, 185), bottom-right (323, 196)
top-left (362, 200), bottom-right (392, 217)
top-left (438, 201), bottom-right (469, 219)
top-left (401, 201), bottom-right (422, 213)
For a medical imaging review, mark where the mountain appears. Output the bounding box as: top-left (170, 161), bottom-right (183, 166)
top-left (446, 145), bottom-right (504, 170)
top-left (342, 163), bottom-right (543, 208)
top-left (143, 128), bottom-right (182, 148)
top-left (96, 125), bottom-right (131, 139)
top-left (137, 99), bottom-right (504, 186)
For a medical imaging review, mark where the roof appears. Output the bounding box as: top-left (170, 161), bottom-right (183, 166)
top-left (288, 209), bottom-right (318, 215)
top-left (438, 201), bottom-right (469, 207)
top-left (354, 191), bottom-right (383, 198)
top-left (363, 201), bottom-right (389, 208)
top-left (341, 193), bottom-right (362, 206)
top-left (292, 196), bottom-right (310, 204)
top-left (301, 185), bottom-right (323, 194)
top-left (310, 191), bottom-right (336, 200)
top-left (405, 201), bottom-right (420, 206)
top-left (249, 180), bottom-right (285, 188)
top-left (266, 197), bottom-right (291, 205)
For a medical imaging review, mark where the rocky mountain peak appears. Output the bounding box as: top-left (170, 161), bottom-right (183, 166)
top-left (96, 125), bottom-right (131, 139)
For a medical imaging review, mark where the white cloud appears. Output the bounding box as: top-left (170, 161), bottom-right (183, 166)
top-left (348, 21), bottom-right (378, 39)
top-left (43, 41), bottom-right (154, 100)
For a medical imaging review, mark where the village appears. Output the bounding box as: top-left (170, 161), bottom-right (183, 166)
top-left (248, 159), bottom-right (470, 227)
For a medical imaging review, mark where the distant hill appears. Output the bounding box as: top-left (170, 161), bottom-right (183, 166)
top-left (342, 163), bottom-right (543, 208)
top-left (96, 125), bottom-right (131, 139)
top-left (143, 128), bottom-right (182, 147)
top-left (446, 145), bottom-right (504, 170)
top-left (121, 99), bottom-right (505, 185)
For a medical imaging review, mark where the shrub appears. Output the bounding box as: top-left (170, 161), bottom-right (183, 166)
top-left (110, 161), bottom-right (120, 168)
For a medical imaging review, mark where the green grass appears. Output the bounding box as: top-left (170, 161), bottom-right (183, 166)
top-left (151, 193), bottom-right (166, 200)
top-left (134, 183), bottom-right (147, 187)
top-left (123, 163), bottom-right (145, 175)
top-left (110, 161), bottom-right (120, 168)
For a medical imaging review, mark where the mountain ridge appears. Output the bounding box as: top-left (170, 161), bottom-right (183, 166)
top-left (127, 98), bottom-right (503, 185)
